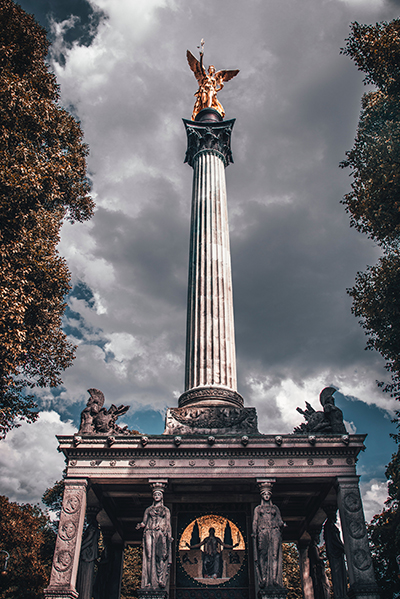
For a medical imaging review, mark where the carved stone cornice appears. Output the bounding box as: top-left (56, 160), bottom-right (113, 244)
top-left (57, 432), bottom-right (367, 485)
top-left (183, 118), bottom-right (235, 168)
top-left (58, 433), bottom-right (367, 452)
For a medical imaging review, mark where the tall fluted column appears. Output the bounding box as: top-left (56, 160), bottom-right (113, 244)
top-left (179, 108), bottom-right (243, 408)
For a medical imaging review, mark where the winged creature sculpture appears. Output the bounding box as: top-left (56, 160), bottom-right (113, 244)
top-left (187, 40), bottom-right (239, 120)
top-left (78, 388), bottom-right (133, 435)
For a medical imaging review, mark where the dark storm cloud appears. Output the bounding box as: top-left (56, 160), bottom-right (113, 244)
top-left (17, 0), bottom-right (105, 47)
top-left (4, 0), bottom-right (400, 506)
top-left (48, 0), bottom-right (398, 418)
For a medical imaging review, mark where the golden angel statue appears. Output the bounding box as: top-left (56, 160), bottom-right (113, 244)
top-left (187, 40), bottom-right (239, 120)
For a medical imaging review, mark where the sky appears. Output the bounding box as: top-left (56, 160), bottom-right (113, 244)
top-left (1, 0), bottom-right (400, 522)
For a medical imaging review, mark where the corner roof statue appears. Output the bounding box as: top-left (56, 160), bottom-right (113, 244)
top-left (78, 388), bottom-right (135, 435)
top-left (187, 39), bottom-right (239, 121)
top-left (294, 387), bottom-right (347, 435)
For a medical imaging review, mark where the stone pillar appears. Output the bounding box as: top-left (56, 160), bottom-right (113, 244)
top-left (108, 541), bottom-right (125, 599)
top-left (308, 526), bottom-right (330, 599)
top-left (336, 476), bottom-right (380, 599)
top-left (44, 478), bottom-right (88, 599)
top-left (297, 539), bottom-right (314, 599)
top-left (75, 506), bottom-right (100, 599)
top-left (93, 530), bottom-right (125, 599)
top-left (179, 109), bottom-right (243, 409)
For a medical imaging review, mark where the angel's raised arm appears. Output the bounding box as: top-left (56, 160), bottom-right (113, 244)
top-left (187, 50), bottom-right (205, 83)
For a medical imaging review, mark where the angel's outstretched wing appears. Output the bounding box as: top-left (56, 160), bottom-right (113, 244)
top-left (214, 69), bottom-right (240, 86)
top-left (187, 50), bottom-right (204, 83)
top-left (107, 404), bottom-right (130, 417)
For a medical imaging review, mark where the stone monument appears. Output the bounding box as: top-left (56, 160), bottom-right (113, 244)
top-left (45, 43), bottom-right (381, 599)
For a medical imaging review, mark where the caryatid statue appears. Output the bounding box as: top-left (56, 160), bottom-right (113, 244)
top-left (252, 480), bottom-right (285, 590)
top-left (136, 482), bottom-right (173, 590)
top-left (187, 40), bottom-right (239, 120)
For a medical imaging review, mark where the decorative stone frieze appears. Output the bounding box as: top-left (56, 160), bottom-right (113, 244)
top-left (164, 405), bottom-right (257, 435)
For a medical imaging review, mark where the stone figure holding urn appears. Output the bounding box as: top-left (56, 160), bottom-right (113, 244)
top-left (136, 482), bottom-right (172, 591)
top-left (252, 480), bottom-right (285, 591)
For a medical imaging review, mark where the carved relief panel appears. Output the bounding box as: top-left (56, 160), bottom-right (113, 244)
top-left (336, 476), bottom-right (379, 595)
top-left (46, 479), bottom-right (87, 592)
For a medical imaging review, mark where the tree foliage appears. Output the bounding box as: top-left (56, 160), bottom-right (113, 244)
top-left (341, 19), bottom-right (400, 398)
top-left (283, 543), bottom-right (302, 599)
top-left (341, 20), bottom-right (400, 243)
top-left (342, 19), bottom-right (400, 595)
top-left (0, 495), bottom-right (56, 599)
top-left (120, 545), bottom-right (142, 599)
top-left (349, 254), bottom-right (400, 382)
top-left (0, 0), bottom-right (94, 437)
top-left (368, 447), bottom-right (400, 599)
top-left (42, 476), bottom-right (65, 527)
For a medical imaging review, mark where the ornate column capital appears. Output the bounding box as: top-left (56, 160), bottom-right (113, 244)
top-left (183, 118), bottom-right (235, 168)
top-left (256, 479), bottom-right (276, 494)
top-left (148, 479), bottom-right (168, 493)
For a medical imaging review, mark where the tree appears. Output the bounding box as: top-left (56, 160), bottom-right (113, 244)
top-left (283, 543), bottom-right (302, 599)
top-left (341, 20), bottom-right (400, 243)
top-left (0, 0), bottom-right (94, 437)
top-left (42, 475), bottom-right (65, 529)
top-left (367, 447), bottom-right (400, 599)
top-left (341, 20), bottom-right (400, 398)
top-left (0, 495), bottom-right (56, 599)
top-left (120, 546), bottom-right (142, 599)
top-left (342, 21), bottom-right (400, 595)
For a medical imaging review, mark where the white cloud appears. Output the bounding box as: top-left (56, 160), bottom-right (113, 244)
top-left (336, 0), bottom-right (384, 8)
top-left (361, 479), bottom-right (389, 523)
top-left (0, 412), bottom-right (75, 505)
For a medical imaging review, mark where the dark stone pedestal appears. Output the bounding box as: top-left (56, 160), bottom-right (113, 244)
top-left (258, 587), bottom-right (288, 599)
top-left (138, 589), bottom-right (168, 599)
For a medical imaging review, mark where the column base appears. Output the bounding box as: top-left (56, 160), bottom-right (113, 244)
top-left (44, 588), bottom-right (79, 599)
top-left (138, 589), bottom-right (168, 599)
top-left (258, 586), bottom-right (288, 599)
top-left (348, 583), bottom-right (381, 599)
top-left (178, 386), bottom-right (244, 408)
